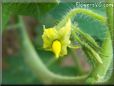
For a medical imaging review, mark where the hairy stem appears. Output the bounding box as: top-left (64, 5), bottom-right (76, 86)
top-left (56, 8), bottom-right (113, 83)
top-left (56, 8), bottom-right (106, 29)
top-left (106, 0), bottom-right (114, 44)
top-left (86, 31), bottom-right (113, 84)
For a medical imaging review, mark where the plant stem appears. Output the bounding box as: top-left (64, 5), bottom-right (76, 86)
top-left (18, 16), bottom-right (53, 84)
top-left (106, 0), bottom-right (114, 44)
top-left (56, 8), bottom-right (106, 29)
top-left (56, 8), bottom-right (113, 84)
top-left (72, 26), bottom-right (113, 84)
top-left (86, 31), bottom-right (113, 84)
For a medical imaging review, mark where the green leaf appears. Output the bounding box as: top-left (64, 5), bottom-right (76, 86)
top-left (2, 3), bottom-right (58, 31)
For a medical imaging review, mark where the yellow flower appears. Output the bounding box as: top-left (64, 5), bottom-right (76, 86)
top-left (42, 19), bottom-right (71, 58)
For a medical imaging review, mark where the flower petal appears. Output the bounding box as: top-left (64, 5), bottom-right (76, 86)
top-left (42, 28), bottom-right (57, 50)
top-left (59, 19), bottom-right (71, 40)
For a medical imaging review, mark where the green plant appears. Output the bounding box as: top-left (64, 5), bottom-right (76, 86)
top-left (2, 1), bottom-right (113, 84)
